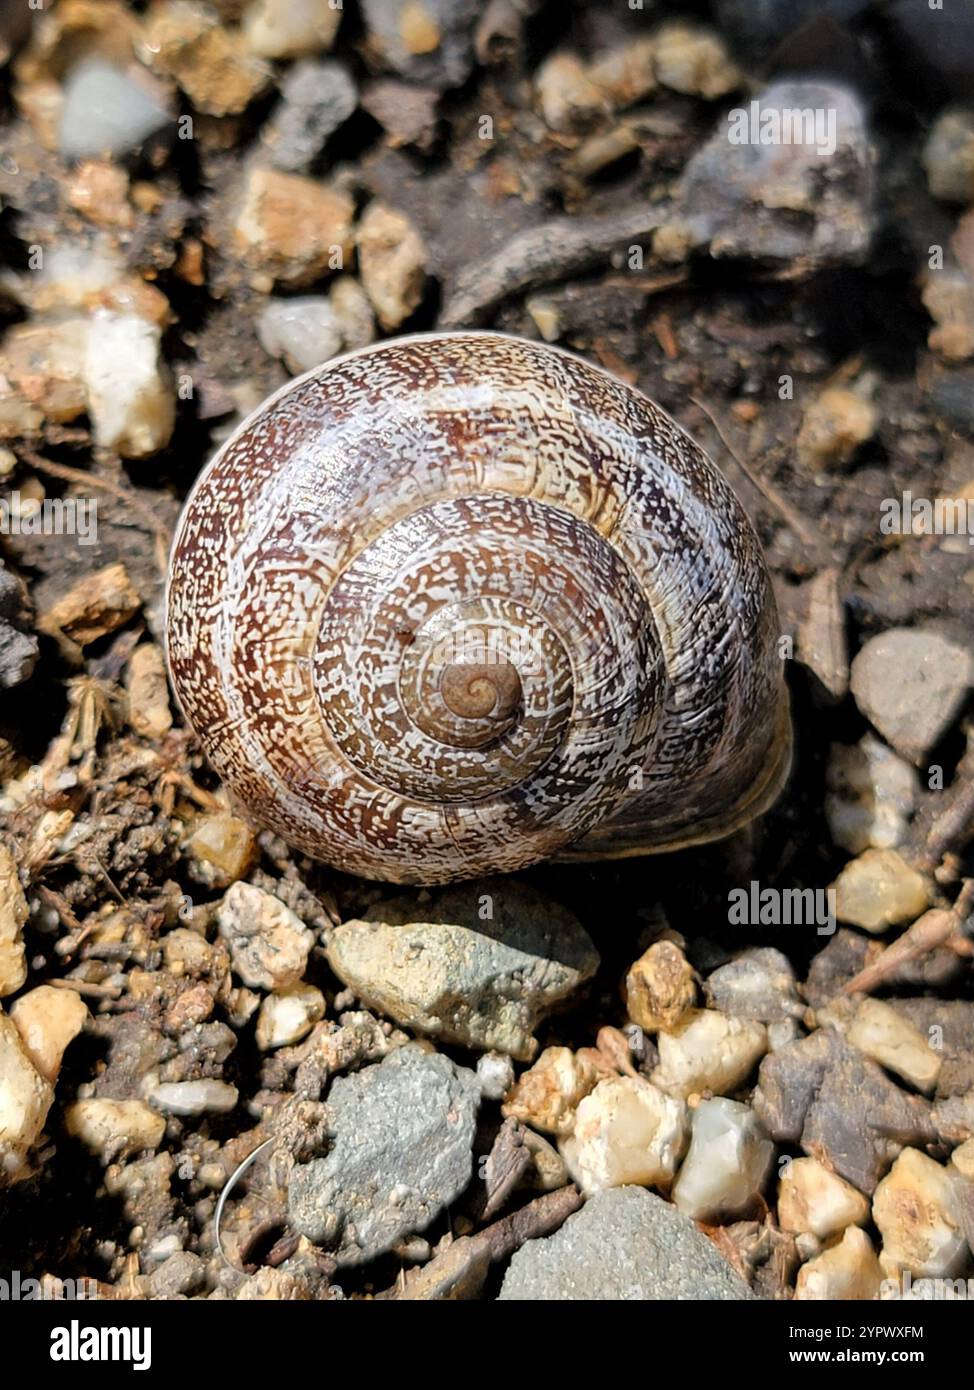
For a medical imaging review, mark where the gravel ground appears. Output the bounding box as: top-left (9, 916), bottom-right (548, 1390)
top-left (1, 0), bottom-right (973, 1302)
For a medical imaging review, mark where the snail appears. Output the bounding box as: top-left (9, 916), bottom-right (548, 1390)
top-left (166, 333), bottom-right (791, 885)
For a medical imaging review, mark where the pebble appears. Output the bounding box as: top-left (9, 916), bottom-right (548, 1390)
top-left (796, 386), bottom-right (877, 472)
top-left (183, 810), bottom-right (257, 887)
top-left (476, 1051), bottom-right (515, 1101)
top-left (847, 998), bottom-right (942, 1094)
top-left (502, 1046), bottom-right (605, 1136)
top-left (161, 928), bottom-right (217, 978)
top-left (0, 1009), bottom-right (54, 1184)
top-left (361, 78), bottom-right (440, 152)
top-left (850, 627), bottom-right (974, 764)
top-left (922, 262), bottom-right (974, 364)
top-left (147, 1080), bottom-right (238, 1116)
top-left (83, 310), bottom-right (174, 458)
top-left (523, 1128), bottom-right (567, 1192)
top-left (933, 1091), bottom-right (974, 1146)
top-left (753, 1027), bottom-right (935, 1193)
top-left (39, 563), bottom-right (141, 648)
top-left (651, 1009), bottom-right (768, 1099)
top-left (796, 567), bottom-right (849, 703)
top-left (356, 202), bottom-right (428, 331)
top-left (525, 297), bottom-right (562, 343)
top-left (624, 939), bottom-right (696, 1033)
top-left (326, 882), bottom-right (598, 1061)
top-left (0, 320), bottom-right (90, 430)
top-left (5, 318), bottom-right (84, 386)
top-left (328, 276), bottom-right (375, 350)
top-left (588, 39), bottom-right (657, 109)
top-left (233, 168), bottom-right (355, 290)
top-left (235, 1268), bottom-right (312, 1300)
top-left (9, 985), bottom-right (87, 1082)
top-left (923, 108), bottom-right (974, 204)
top-left (873, 1148), bottom-right (967, 1279)
top-left (794, 1226), bottom-right (884, 1301)
top-left (498, 1185), bottom-right (751, 1301)
top-left (64, 1098), bottom-right (165, 1163)
top-left (535, 52), bottom-right (609, 134)
top-left (671, 1098), bottom-right (774, 1222)
top-left (0, 843), bottom-right (27, 997)
top-left (950, 1137), bottom-right (974, 1178)
top-left (825, 734), bottom-right (918, 854)
top-left (243, 0), bottom-right (343, 59)
top-left (360, 0), bottom-right (481, 90)
top-left (125, 644), bottom-right (173, 740)
top-left (216, 881), bottom-right (314, 991)
top-left (661, 81), bottom-right (873, 269)
top-left (257, 296), bottom-right (343, 374)
top-left (58, 58), bottom-right (171, 163)
top-left (261, 59), bottom-right (358, 173)
top-left (559, 1076), bottom-right (687, 1196)
top-left (832, 848), bottom-right (932, 932)
top-left (767, 1017), bottom-right (803, 1051)
top-left (653, 22), bottom-right (741, 101)
top-left (288, 1042), bottom-right (480, 1264)
top-left (25, 239), bottom-right (124, 314)
top-left (778, 1156), bottom-right (870, 1239)
top-left (704, 948), bottom-right (803, 1023)
top-left (147, 1251), bottom-right (205, 1299)
top-left (255, 984), bottom-right (326, 1050)
top-left (140, 1), bottom-right (271, 118)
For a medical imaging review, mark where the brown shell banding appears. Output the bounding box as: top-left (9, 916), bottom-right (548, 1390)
top-left (167, 333), bottom-right (791, 885)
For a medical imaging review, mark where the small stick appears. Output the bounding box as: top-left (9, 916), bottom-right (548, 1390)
top-left (440, 205), bottom-right (669, 327)
top-left (689, 395), bottom-right (823, 554)
top-left (842, 881), bottom-right (974, 996)
top-left (214, 1137), bottom-right (276, 1272)
top-left (17, 447), bottom-right (171, 575)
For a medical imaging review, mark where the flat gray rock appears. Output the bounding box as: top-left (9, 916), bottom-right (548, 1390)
top-left (288, 1043), bottom-right (479, 1265)
top-left (326, 879), bottom-right (599, 1060)
top-left (498, 1187), bottom-right (751, 1301)
top-left (850, 627), bottom-right (973, 763)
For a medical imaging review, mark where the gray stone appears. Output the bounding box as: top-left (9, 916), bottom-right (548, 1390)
top-left (361, 0), bottom-right (481, 89)
top-left (850, 627), bottom-right (974, 763)
top-left (147, 1251), bottom-right (205, 1298)
top-left (0, 563), bottom-right (37, 689)
top-left (668, 80), bottom-right (873, 269)
top-left (262, 59), bottom-right (358, 173)
top-left (288, 1043), bottom-right (480, 1264)
top-left (325, 879), bottom-right (599, 1060)
top-left (705, 948), bottom-right (803, 1022)
top-left (58, 59), bottom-right (171, 163)
top-left (498, 1186), bottom-right (751, 1300)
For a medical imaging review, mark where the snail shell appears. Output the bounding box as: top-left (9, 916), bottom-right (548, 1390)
top-left (167, 333), bottom-right (791, 885)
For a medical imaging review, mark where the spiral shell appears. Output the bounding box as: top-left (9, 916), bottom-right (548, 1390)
top-left (167, 333), bottom-right (790, 885)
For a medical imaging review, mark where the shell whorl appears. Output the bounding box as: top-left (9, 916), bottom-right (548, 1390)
top-left (167, 333), bottom-right (788, 885)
